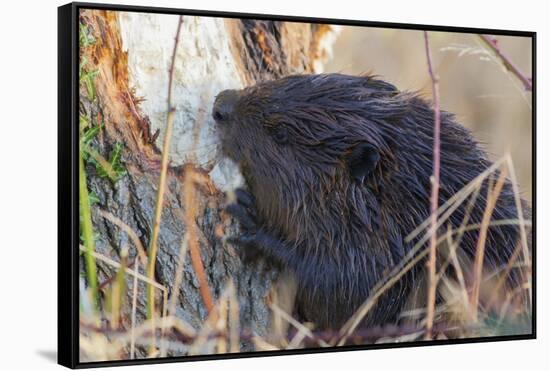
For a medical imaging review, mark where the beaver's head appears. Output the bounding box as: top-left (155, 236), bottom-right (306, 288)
top-left (212, 74), bottom-right (420, 245)
top-left (212, 74), bottom-right (411, 193)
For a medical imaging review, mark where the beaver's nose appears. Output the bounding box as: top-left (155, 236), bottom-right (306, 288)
top-left (212, 89), bottom-right (239, 124)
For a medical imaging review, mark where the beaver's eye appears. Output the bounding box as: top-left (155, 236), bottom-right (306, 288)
top-left (273, 127), bottom-right (288, 145)
top-left (213, 110), bottom-right (225, 121)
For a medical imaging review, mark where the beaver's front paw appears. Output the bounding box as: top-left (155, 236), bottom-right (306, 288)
top-left (224, 189), bottom-right (263, 262)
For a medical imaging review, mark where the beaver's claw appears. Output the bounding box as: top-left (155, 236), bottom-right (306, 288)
top-left (225, 188), bottom-right (262, 262)
top-left (225, 188), bottom-right (294, 266)
top-left (235, 188), bottom-right (255, 210)
top-left (224, 203), bottom-right (257, 231)
top-left (225, 188), bottom-right (258, 229)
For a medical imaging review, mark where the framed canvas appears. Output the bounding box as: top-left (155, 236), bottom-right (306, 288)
top-left (58, 2), bottom-right (536, 368)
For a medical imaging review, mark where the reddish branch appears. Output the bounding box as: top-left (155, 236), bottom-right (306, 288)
top-left (423, 31), bottom-right (441, 340)
top-left (479, 34), bottom-right (532, 91)
top-left (183, 165), bottom-right (215, 313)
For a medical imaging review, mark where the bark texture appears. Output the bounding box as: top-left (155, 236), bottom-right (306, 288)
top-left (78, 9), bottom-right (339, 358)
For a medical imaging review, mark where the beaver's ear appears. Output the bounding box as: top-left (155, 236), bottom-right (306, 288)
top-left (347, 143), bottom-right (380, 183)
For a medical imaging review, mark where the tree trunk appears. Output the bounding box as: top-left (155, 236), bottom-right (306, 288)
top-left (78, 9), bottom-right (339, 359)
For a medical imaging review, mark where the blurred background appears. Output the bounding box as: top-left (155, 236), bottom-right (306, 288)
top-left (324, 28), bottom-right (532, 202)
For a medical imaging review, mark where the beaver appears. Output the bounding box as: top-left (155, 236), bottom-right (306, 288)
top-left (212, 73), bottom-right (531, 330)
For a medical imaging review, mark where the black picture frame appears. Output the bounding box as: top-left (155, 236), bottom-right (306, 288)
top-left (58, 2), bottom-right (536, 368)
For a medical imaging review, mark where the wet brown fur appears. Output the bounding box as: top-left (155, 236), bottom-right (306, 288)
top-left (214, 73), bottom-right (531, 329)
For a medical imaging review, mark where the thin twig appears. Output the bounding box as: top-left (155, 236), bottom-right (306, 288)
top-left (228, 281), bottom-right (240, 353)
top-left (98, 209), bottom-right (148, 265)
top-left (270, 303), bottom-right (330, 348)
top-left (183, 165), bottom-right (214, 313)
top-left (146, 15), bottom-right (184, 339)
top-left (470, 168), bottom-right (508, 320)
top-left (504, 154), bottom-right (532, 309)
top-left (167, 234), bottom-right (189, 317)
top-left (485, 240), bottom-right (523, 311)
top-left (479, 35), bottom-right (532, 91)
top-left (160, 234), bottom-right (189, 358)
top-left (130, 257), bottom-right (139, 359)
top-left (216, 294), bottom-right (228, 353)
top-left (423, 30), bottom-right (442, 340)
top-left (188, 285), bottom-right (233, 355)
top-left (78, 245), bottom-right (166, 292)
top-left (446, 228), bottom-right (470, 315)
top-left (110, 248), bottom-right (128, 329)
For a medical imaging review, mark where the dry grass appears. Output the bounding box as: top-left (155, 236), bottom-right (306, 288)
top-left (78, 152), bottom-right (532, 362)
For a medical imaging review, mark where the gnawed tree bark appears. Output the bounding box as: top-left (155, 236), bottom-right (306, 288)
top-left (78, 9), bottom-right (339, 360)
